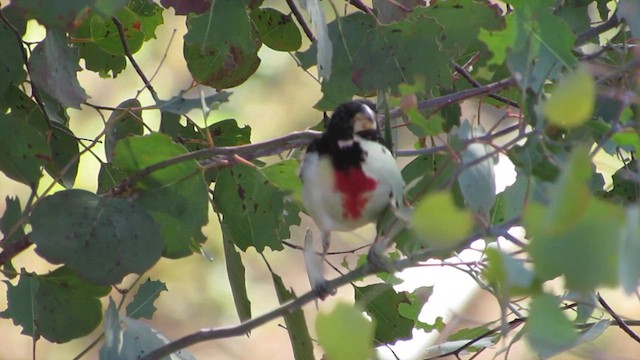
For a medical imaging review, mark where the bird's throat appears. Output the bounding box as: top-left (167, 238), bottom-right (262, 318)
top-left (334, 167), bottom-right (378, 220)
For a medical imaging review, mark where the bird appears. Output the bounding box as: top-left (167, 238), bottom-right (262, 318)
top-left (299, 99), bottom-right (405, 297)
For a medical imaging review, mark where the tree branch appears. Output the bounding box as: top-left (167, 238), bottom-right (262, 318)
top-left (140, 218), bottom-right (525, 360)
top-left (111, 17), bottom-right (159, 102)
top-left (575, 12), bottom-right (621, 46)
top-left (0, 235), bottom-right (32, 267)
top-left (345, 0), bottom-right (373, 14)
top-left (109, 76), bottom-right (517, 196)
top-left (453, 63), bottom-right (519, 108)
top-left (286, 0), bottom-right (315, 42)
top-left (597, 293), bottom-right (640, 343)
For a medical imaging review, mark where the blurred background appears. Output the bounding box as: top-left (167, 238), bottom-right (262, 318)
top-left (1, 1), bottom-right (639, 359)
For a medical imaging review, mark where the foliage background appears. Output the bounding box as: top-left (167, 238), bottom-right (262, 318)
top-left (1, 0), bottom-right (640, 359)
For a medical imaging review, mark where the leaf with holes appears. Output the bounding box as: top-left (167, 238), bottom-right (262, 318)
top-left (214, 165), bottom-right (297, 252)
top-left (30, 189), bottom-right (164, 285)
top-left (354, 283), bottom-right (413, 344)
top-left (184, 0), bottom-right (261, 89)
top-left (0, 114), bottom-right (50, 187)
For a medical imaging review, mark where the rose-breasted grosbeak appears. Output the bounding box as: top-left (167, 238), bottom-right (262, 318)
top-left (300, 99), bottom-right (404, 296)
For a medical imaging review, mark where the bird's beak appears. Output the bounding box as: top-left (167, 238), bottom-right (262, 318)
top-left (352, 106), bottom-right (377, 133)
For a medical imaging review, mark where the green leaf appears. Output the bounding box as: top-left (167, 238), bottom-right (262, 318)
top-left (222, 222), bottom-right (251, 323)
top-left (524, 293), bottom-right (579, 359)
top-left (72, 15), bottom-right (127, 78)
top-left (355, 283), bottom-right (413, 344)
top-left (619, 206), bottom-right (640, 294)
top-left (29, 29), bottom-right (88, 109)
top-left (0, 114), bottom-right (50, 187)
top-left (250, 8), bottom-right (302, 51)
top-left (214, 165), bottom-right (297, 252)
top-left (272, 273), bottom-right (314, 360)
top-left (543, 66), bottom-right (595, 129)
top-left (424, 0), bottom-right (505, 67)
top-left (183, 0), bottom-right (261, 89)
top-left (484, 248), bottom-right (537, 297)
top-left (261, 160), bottom-right (303, 201)
top-left (46, 123), bottom-right (79, 188)
top-left (619, 0), bottom-right (640, 39)
top-left (126, 279), bottom-right (167, 319)
top-left (2, 267), bottom-right (110, 343)
top-left (528, 198), bottom-right (623, 291)
top-left (156, 91), bottom-right (232, 116)
top-left (401, 153), bottom-right (458, 204)
top-left (1, 272), bottom-right (39, 337)
top-left (30, 189), bottom-right (164, 285)
top-left (411, 191), bottom-right (474, 247)
top-left (526, 151), bottom-right (624, 293)
top-left (105, 98), bottom-right (144, 162)
top-left (457, 121), bottom-right (496, 220)
top-left (208, 119), bottom-right (251, 147)
top-left (0, 15), bottom-right (27, 95)
top-left (316, 303), bottom-right (374, 360)
top-left (129, 0), bottom-right (164, 41)
top-left (605, 160), bottom-right (640, 202)
top-left (397, 286), bottom-right (443, 333)
top-left (1, 196), bottom-right (25, 249)
top-left (91, 8), bottom-right (145, 55)
top-left (93, 0), bottom-right (128, 17)
top-left (34, 267), bottom-right (110, 343)
top-left (12, 0), bottom-right (93, 31)
top-left (113, 134), bottom-right (210, 258)
top-left (500, 169), bottom-right (529, 221)
top-left (480, 0), bottom-right (577, 93)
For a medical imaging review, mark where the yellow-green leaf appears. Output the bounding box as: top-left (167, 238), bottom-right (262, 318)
top-left (411, 191), bottom-right (474, 247)
top-left (543, 67), bottom-right (595, 129)
top-left (316, 303), bottom-right (374, 360)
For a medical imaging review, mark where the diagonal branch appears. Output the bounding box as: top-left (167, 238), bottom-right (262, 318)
top-left (110, 76), bottom-right (517, 196)
top-left (286, 0), bottom-right (315, 42)
top-left (139, 218), bottom-right (526, 360)
top-left (111, 17), bottom-right (160, 102)
top-left (597, 293), bottom-right (640, 343)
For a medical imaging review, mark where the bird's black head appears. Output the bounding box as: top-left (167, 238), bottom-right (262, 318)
top-left (325, 99), bottom-right (378, 140)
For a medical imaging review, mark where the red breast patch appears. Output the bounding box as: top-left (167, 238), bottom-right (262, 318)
top-left (334, 167), bottom-right (378, 220)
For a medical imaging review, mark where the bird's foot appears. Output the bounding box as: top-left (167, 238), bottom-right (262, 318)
top-left (367, 242), bottom-right (395, 273)
top-left (312, 279), bottom-right (337, 300)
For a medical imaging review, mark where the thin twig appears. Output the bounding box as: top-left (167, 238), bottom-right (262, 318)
top-left (111, 17), bottom-right (159, 102)
top-left (597, 293), bottom-right (640, 343)
top-left (282, 240), bottom-right (370, 255)
top-left (453, 63), bottom-right (519, 108)
top-left (286, 0), bottom-right (315, 42)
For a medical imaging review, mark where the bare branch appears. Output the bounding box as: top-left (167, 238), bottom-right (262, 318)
top-left (286, 0), bottom-right (315, 42)
top-left (575, 12), bottom-right (621, 46)
top-left (598, 293), bottom-right (640, 343)
top-left (453, 63), bottom-right (519, 108)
